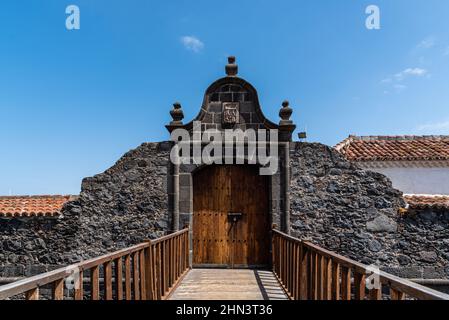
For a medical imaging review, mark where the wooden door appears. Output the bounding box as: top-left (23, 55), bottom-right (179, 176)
top-left (193, 165), bottom-right (270, 268)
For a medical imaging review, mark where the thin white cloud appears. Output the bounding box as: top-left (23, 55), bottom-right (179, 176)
top-left (380, 67), bottom-right (428, 94)
top-left (180, 36), bottom-right (204, 53)
top-left (417, 36), bottom-right (437, 50)
top-left (417, 120), bottom-right (449, 133)
top-left (394, 68), bottom-right (428, 81)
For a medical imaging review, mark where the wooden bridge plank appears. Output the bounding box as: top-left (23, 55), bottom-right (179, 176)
top-left (169, 269), bottom-right (288, 301)
top-left (4, 227), bottom-right (449, 301)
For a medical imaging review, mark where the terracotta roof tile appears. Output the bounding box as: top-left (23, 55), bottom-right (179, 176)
top-left (0, 195), bottom-right (76, 217)
top-left (335, 135), bottom-right (449, 162)
top-left (404, 194), bottom-right (449, 211)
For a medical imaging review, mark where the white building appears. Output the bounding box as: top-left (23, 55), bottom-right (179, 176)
top-left (335, 135), bottom-right (449, 210)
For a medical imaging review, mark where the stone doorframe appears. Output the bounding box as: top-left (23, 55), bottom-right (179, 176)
top-left (167, 141), bottom-right (292, 236)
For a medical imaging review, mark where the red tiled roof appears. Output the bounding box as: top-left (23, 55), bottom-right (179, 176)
top-left (404, 194), bottom-right (449, 211)
top-left (0, 195), bottom-right (76, 217)
top-left (335, 135), bottom-right (449, 162)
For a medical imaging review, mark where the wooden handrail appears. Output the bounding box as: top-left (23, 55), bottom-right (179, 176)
top-left (272, 229), bottom-right (449, 301)
top-left (0, 228), bottom-right (190, 300)
top-left (149, 228), bottom-right (190, 245)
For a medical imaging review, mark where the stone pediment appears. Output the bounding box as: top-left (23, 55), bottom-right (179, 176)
top-left (166, 57), bottom-right (296, 141)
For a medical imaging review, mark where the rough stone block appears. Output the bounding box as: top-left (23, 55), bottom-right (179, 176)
top-left (208, 102), bottom-right (222, 113)
top-left (179, 186), bottom-right (192, 202)
top-left (179, 201), bottom-right (193, 214)
top-left (213, 113), bottom-right (222, 124)
top-left (240, 112), bottom-right (251, 124)
top-left (240, 102), bottom-right (254, 113)
top-left (179, 173), bottom-right (191, 188)
top-left (219, 93), bottom-right (232, 102)
top-left (366, 214), bottom-right (398, 233)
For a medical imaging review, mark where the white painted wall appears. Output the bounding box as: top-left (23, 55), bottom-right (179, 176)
top-left (367, 167), bottom-right (449, 195)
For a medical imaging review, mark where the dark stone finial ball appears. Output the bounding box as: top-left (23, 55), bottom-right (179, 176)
top-left (173, 102), bottom-right (181, 109)
top-left (228, 56), bottom-right (236, 64)
top-left (282, 100), bottom-right (290, 108)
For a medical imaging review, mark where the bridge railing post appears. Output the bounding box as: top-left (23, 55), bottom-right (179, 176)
top-left (144, 240), bottom-right (154, 300)
top-left (299, 243), bottom-right (309, 300)
top-left (184, 223), bottom-right (192, 269)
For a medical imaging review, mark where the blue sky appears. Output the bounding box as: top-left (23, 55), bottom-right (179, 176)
top-left (1, 0), bottom-right (449, 195)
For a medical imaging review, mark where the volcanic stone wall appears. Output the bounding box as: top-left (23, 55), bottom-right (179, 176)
top-left (289, 142), bottom-right (449, 279)
top-left (1, 141), bottom-right (448, 281)
top-left (395, 209), bottom-right (449, 278)
top-left (0, 217), bottom-right (59, 277)
top-left (1, 142), bottom-right (172, 277)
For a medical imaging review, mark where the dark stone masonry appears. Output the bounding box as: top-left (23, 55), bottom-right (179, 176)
top-left (289, 142), bottom-right (449, 279)
top-left (1, 142), bottom-right (172, 276)
top-left (1, 57), bottom-right (448, 282)
top-left (2, 141), bottom-right (448, 279)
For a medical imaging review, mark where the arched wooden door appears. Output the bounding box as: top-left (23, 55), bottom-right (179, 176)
top-left (192, 165), bottom-right (270, 268)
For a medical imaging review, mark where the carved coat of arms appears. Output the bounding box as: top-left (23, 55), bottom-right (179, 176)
top-left (222, 102), bottom-right (239, 125)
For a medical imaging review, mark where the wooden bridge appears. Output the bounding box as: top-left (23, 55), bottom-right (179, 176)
top-left (1, 228), bottom-right (448, 301)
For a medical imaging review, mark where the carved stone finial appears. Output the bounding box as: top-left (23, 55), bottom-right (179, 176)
top-left (170, 102), bottom-right (184, 125)
top-left (279, 100), bottom-right (293, 125)
top-left (225, 56), bottom-right (238, 77)
top-left (278, 100), bottom-right (296, 141)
